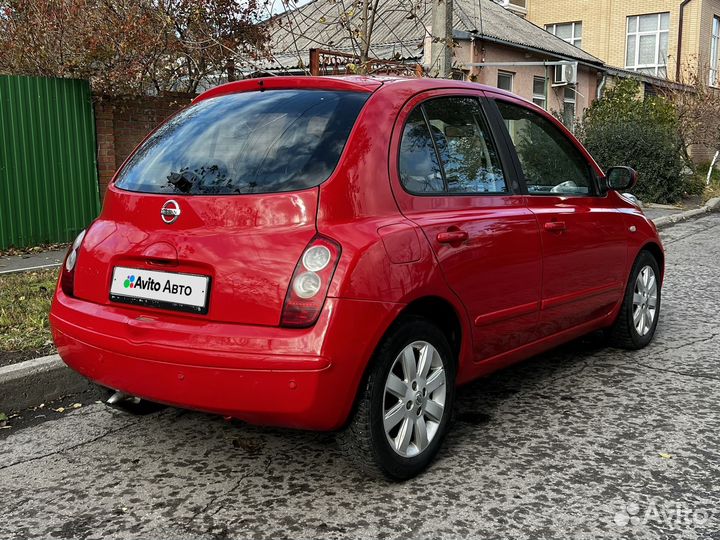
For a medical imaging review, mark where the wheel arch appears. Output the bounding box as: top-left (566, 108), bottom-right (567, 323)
top-left (341, 294), bottom-right (468, 429)
top-left (639, 241), bottom-right (665, 280)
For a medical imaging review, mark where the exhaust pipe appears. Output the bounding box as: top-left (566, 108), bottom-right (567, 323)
top-left (106, 391), bottom-right (141, 406)
top-left (105, 391), bottom-right (165, 415)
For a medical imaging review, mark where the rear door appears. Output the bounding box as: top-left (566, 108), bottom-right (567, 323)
top-left (489, 95), bottom-right (627, 337)
top-left (390, 91), bottom-right (542, 361)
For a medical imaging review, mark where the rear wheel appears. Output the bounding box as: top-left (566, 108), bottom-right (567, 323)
top-left (607, 250), bottom-right (661, 349)
top-left (338, 317), bottom-right (456, 480)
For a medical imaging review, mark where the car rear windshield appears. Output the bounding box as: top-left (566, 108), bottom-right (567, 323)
top-left (114, 89), bottom-right (369, 195)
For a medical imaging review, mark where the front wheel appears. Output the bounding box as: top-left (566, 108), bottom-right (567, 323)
top-left (338, 317), bottom-right (456, 480)
top-left (607, 250), bottom-right (661, 349)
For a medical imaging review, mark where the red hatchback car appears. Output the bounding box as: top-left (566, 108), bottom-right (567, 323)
top-left (51, 76), bottom-right (664, 479)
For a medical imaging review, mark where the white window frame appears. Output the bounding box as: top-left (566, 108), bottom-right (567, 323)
top-left (497, 71), bottom-right (514, 92)
top-left (625, 13), bottom-right (670, 77)
top-left (532, 76), bottom-right (547, 109)
top-left (546, 22), bottom-right (582, 48)
top-left (711, 16), bottom-right (720, 86)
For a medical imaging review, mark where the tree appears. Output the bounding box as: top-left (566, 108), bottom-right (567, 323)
top-left (670, 68), bottom-right (720, 162)
top-left (580, 79), bottom-right (688, 204)
top-left (273, 0), bottom-right (434, 75)
top-left (0, 0), bottom-right (272, 96)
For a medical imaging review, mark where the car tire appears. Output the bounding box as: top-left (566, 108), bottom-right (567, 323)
top-left (607, 250), bottom-right (661, 350)
top-left (338, 316), bottom-right (456, 480)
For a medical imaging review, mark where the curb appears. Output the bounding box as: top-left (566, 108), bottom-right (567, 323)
top-left (652, 197), bottom-right (720, 230)
top-left (0, 354), bottom-right (92, 413)
top-left (1, 200), bottom-right (719, 413)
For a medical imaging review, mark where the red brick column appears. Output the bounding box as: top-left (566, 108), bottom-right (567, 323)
top-left (93, 94), bottom-right (196, 198)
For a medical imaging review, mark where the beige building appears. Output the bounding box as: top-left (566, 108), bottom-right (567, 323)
top-left (526, 0), bottom-right (720, 85)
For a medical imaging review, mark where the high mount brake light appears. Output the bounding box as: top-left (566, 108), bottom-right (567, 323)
top-left (281, 236), bottom-right (341, 328)
top-left (60, 229), bottom-right (86, 297)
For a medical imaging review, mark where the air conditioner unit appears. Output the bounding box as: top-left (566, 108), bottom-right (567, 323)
top-left (552, 63), bottom-right (578, 86)
top-left (492, 0), bottom-right (527, 15)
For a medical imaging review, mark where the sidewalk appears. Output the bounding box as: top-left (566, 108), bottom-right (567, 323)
top-left (0, 249), bottom-right (66, 274)
top-left (642, 203), bottom-right (687, 222)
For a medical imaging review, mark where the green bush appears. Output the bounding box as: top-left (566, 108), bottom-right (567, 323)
top-left (580, 79), bottom-right (687, 204)
top-left (683, 170), bottom-right (708, 197)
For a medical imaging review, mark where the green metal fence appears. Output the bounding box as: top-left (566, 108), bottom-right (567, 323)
top-left (0, 75), bottom-right (99, 250)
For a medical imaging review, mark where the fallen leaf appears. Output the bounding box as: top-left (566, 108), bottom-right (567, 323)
top-left (71, 403), bottom-right (82, 409)
top-left (53, 407), bottom-right (65, 413)
top-left (659, 452), bottom-right (672, 459)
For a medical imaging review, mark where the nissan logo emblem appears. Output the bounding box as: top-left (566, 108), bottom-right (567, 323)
top-left (160, 200), bottom-right (181, 224)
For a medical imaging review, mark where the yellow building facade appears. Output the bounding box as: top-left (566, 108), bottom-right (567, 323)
top-left (527, 0), bottom-right (720, 84)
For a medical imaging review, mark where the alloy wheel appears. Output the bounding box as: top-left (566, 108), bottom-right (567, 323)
top-left (632, 265), bottom-right (658, 336)
top-left (382, 341), bottom-right (447, 458)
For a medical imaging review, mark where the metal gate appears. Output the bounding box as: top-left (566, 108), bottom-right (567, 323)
top-left (0, 75), bottom-right (99, 250)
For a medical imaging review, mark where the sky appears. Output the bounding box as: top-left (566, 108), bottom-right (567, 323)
top-left (267, 0), bottom-right (314, 16)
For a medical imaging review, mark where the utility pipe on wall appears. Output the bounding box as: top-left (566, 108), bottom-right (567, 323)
top-left (677, 0), bottom-right (694, 81)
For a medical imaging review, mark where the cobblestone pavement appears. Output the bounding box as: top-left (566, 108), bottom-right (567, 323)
top-left (1, 215), bottom-right (719, 540)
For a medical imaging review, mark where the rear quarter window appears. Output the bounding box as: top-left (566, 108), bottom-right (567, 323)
top-left (114, 89), bottom-right (369, 195)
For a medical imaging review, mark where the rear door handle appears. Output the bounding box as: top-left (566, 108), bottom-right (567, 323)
top-left (544, 221), bottom-right (567, 232)
top-left (437, 230), bottom-right (469, 244)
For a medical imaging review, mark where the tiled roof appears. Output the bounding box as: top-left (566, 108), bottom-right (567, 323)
top-left (261, 0), bottom-right (603, 71)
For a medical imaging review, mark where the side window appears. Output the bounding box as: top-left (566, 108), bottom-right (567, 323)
top-left (496, 100), bottom-right (593, 196)
top-left (399, 97), bottom-right (508, 195)
top-left (398, 108), bottom-right (444, 193)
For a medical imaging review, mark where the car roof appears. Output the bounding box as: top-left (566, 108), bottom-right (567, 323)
top-left (194, 75), bottom-right (518, 103)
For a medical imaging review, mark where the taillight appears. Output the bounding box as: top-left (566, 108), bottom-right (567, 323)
top-left (60, 229), bottom-right (86, 297)
top-left (281, 236), bottom-right (341, 328)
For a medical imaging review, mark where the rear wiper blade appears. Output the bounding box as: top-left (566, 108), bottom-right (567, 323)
top-left (167, 169), bottom-right (196, 193)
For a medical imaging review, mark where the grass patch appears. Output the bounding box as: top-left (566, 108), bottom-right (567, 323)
top-left (0, 268), bottom-right (59, 353)
top-left (705, 182), bottom-right (720, 203)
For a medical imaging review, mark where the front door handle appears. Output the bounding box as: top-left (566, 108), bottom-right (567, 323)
top-left (437, 230), bottom-right (469, 244)
top-left (544, 221), bottom-right (567, 232)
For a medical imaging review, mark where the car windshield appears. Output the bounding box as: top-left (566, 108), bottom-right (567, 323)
top-left (114, 89), bottom-right (369, 195)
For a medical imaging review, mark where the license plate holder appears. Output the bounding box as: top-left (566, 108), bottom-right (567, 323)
top-left (109, 266), bottom-right (210, 314)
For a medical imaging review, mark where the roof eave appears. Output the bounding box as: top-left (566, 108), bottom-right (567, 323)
top-left (453, 31), bottom-right (605, 70)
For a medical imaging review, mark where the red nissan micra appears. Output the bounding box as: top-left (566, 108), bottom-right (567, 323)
top-left (51, 76), bottom-right (664, 479)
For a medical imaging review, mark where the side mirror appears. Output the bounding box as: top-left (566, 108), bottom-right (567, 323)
top-left (606, 166), bottom-right (638, 191)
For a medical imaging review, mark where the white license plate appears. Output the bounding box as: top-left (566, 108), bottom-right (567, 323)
top-left (110, 266), bottom-right (210, 314)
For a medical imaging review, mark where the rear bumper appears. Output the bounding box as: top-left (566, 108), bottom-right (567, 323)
top-left (50, 292), bottom-right (401, 430)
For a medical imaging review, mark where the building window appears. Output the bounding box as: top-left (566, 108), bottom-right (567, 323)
top-left (532, 76), bottom-right (547, 109)
top-left (711, 16), bottom-right (720, 86)
top-left (562, 86), bottom-right (576, 130)
top-left (626, 13), bottom-right (670, 77)
top-left (497, 71), bottom-right (514, 92)
top-left (546, 22), bottom-right (582, 48)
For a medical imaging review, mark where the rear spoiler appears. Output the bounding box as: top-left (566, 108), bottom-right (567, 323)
top-left (194, 76), bottom-right (381, 104)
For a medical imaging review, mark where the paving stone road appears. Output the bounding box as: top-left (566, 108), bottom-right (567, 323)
top-left (2, 215), bottom-right (719, 540)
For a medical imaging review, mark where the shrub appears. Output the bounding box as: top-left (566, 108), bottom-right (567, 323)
top-left (580, 79), bottom-right (687, 204)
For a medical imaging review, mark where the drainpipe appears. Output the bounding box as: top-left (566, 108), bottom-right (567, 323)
top-left (677, 0), bottom-right (694, 81)
top-left (597, 73), bottom-right (608, 99)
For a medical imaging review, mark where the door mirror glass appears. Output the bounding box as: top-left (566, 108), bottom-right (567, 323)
top-left (606, 167), bottom-right (638, 191)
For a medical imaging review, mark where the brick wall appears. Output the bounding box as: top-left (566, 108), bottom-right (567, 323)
top-left (94, 94), bottom-right (195, 195)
